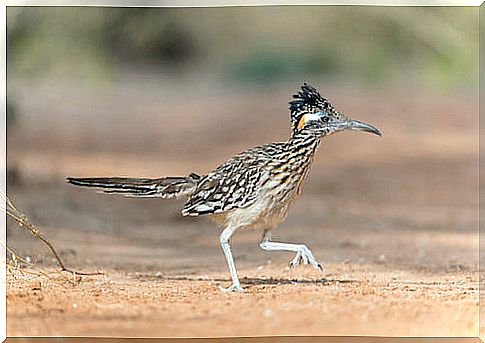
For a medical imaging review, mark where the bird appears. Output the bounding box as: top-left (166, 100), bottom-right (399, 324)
top-left (67, 83), bottom-right (381, 292)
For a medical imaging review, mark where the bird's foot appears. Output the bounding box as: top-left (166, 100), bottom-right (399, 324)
top-left (289, 245), bottom-right (323, 271)
top-left (218, 283), bottom-right (244, 293)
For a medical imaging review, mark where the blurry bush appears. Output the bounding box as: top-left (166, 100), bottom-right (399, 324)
top-left (104, 8), bottom-right (197, 65)
top-left (6, 7), bottom-right (477, 88)
top-left (7, 8), bottom-right (198, 79)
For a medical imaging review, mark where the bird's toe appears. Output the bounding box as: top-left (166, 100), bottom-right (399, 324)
top-left (219, 284), bottom-right (244, 293)
top-left (289, 253), bottom-right (302, 268)
top-left (314, 262), bottom-right (324, 271)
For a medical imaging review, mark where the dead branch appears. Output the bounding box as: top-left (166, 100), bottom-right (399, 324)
top-left (2, 190), bottom-right (103, 277)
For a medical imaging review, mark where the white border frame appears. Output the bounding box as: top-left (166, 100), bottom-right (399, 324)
top-left (1, 2), bottom-right (481, 342)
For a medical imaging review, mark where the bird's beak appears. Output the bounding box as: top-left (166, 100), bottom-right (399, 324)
top-left (346, 119), bottom-right (382, 136)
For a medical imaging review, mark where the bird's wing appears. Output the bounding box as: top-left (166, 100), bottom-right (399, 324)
top-left (181, 150), bottom-right (270, 216)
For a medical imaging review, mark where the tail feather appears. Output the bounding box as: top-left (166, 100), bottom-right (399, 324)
top-left (67, 173), bottom-right (201, 198)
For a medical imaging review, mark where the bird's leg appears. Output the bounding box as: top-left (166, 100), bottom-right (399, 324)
top-left (219, 225), bottom-right (244, 292)
top-left (259, 230), bottom-right (323, 271)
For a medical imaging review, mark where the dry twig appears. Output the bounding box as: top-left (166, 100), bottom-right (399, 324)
top-left (2, 190), bottom-right (103, 277)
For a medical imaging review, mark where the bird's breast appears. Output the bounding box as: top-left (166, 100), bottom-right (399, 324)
top-left (213, 159), bottom-right (315, 230)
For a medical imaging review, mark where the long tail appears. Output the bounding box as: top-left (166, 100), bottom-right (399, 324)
top-left (67, 173), bottom-right (201, 198)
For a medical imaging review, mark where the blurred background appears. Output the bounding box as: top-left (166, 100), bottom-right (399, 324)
top-left (6, 4), bottom-right (478, 293)
top-left (6, 5), bottom-right (478, 272)
top-left (6, 6), bottom-right (477, 163)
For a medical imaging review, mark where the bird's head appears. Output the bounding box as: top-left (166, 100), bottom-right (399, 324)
top-left (289, 83), bottom-right (381, 138)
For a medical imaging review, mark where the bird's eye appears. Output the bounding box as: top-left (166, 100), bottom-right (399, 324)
top-left (322, 116), bottom-right (330, 123)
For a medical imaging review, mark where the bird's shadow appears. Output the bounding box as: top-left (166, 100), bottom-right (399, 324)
top-left (134, 274), bottom-right (358, 287)
top-left (239, 276), bottom-right (357, 286)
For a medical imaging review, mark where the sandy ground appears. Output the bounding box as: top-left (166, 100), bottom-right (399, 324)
top-left (7, 265), bottom-right (478, 337)
top-left (6, 82), bottom-right (480, 337)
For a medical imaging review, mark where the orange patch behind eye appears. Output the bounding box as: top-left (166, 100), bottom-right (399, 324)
top-left (297, 115), bottom-right (306, 129)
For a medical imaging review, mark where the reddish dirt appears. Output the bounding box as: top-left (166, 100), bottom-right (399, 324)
top-left (7, 264), bottom-right (478, 337)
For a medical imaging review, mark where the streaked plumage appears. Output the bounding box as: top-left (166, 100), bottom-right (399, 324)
top-left (68, 83), bottom-right (381, 292)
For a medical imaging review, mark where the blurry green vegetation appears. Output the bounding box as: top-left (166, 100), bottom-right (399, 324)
top-left (227, 49), bottom-right (341, 84)
top-left (6, 6), bottom-right (477, 88)
top-left (7, 8), bottom-right (198, 79)
top-left (6, 101), bottom-right (17, 128)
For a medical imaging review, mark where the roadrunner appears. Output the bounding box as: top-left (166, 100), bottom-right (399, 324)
top-left (68, 83), bottom-right (381, 292)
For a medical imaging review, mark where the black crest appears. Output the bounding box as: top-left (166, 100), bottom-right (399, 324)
top-left (289, 83), bottom-right (335, 133)
top-left (289, 83), bottom-right (331, 114)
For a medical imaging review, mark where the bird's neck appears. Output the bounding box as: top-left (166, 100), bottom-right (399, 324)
top-left (271, 131), bottom-right (321, 199)
top-left (287, 131), bottom-right (322, 164)
top-left (289, 131), bottom-right (321, 153)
